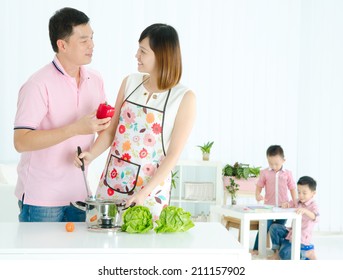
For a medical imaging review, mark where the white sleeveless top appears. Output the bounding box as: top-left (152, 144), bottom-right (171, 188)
top-left (124, 73), bottom-right (189, 152)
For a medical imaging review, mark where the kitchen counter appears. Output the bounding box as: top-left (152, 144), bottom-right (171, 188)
top-left (0, 222), bottom-right (250, 260)
top-left (0, 184), bottom-right (18, 222)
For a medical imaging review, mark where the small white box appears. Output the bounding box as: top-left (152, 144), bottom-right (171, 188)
top-left (184, 182), bottom-right (215, 200)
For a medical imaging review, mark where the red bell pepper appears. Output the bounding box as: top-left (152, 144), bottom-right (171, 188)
top-left (96, 102), bottom-right (115, 119)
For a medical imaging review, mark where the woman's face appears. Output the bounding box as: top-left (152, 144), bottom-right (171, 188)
top-left (135, 37), bottom-right (156, 74)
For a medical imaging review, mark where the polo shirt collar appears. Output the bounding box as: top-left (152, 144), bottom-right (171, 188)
top-left (52, 56), bottom-right (89, 81)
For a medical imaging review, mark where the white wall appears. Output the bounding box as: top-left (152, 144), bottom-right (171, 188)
top-left (0, 0), bottom-right (342, 231)
top-left (297, 0), bottom-right (343, 231)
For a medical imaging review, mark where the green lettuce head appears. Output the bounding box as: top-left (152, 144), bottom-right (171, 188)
top-left (154, 206), bottom-right (195, 233)
top-left (121, 206), bottom-right (153, 233)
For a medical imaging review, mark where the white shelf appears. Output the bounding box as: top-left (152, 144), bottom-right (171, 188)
top-left (177, 159), bottom-right (222, 167)
top-left (170, 199), bottom-right (217, 204)
top-left (171, 159), bottom-right (223, 217)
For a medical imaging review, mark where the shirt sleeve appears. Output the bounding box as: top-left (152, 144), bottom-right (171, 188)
top-left (256, 169), bottom-right (266, 188)
top-left (14, 80), bottom-right (48, 130)
top-left (309, 201), bottom-right (320, 223)
top-left (287, 171), bottom-right (296, 190)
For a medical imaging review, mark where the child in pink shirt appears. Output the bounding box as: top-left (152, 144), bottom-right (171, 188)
top-left (268, 176), bottom-right (319, 260)
top-left (252, 145), bottom-right (297, 253)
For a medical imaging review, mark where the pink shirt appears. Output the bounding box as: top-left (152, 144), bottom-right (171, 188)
top-left (286, 198), bottom-right (319, 245)
top-left (14, 57), bottom-right (106, 206)
top-left (257, 168), bottom-right (296, 206)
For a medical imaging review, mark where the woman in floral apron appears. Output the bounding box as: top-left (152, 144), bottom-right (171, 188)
top-left (75, 24), bottom-right (196, 219)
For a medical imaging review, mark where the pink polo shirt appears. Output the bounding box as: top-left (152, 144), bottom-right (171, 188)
top-left (14, 57), bottom-right (106, 206)
top-left (257, 168), bottom-right (296, 206)
top-left (286, 198), bottom-right (319, 245)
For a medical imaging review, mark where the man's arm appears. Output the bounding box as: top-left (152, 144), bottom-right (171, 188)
top-left (14, 112), bottom-right (111, 152)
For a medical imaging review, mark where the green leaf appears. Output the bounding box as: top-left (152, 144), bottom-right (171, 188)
top-left (197, 141), bottom-right (214, 153)
top-left (121, 206), bottom-right (153, 233)
top-left (154, 206), bottom-right (195, 233)
top-left (171, 170), bottom-right (179, 189)
top-left (222, 162), bottom-right (261, 179)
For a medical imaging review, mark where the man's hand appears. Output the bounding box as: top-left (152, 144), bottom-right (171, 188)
top-left (73, 110), bottom-right (111, 135)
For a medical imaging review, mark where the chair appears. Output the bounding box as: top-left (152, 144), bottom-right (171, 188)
top-left (223, 216), bottom-right (271, 248)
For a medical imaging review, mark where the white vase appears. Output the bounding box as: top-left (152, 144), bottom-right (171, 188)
top-left (223, 190), bottom-right (237, 205)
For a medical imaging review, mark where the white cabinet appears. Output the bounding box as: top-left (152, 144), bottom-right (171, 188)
top-left (170, 160), bottom-right (223, 220)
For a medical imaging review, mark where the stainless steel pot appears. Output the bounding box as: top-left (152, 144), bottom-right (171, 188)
top-left (73, 147), bottom-right (135, 229)
top-left (72, 199), bottom-right (131, 229)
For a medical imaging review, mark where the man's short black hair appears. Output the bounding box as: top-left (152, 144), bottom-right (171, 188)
top-left (49, 7), bottom-right (89, 52)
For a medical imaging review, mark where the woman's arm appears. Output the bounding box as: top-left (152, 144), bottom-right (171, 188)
top-left (75, 77), bottom-right (128, 167)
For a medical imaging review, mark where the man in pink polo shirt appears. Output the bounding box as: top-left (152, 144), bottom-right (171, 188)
top-left (252, 145), bottom-right (297, 253)
top-left (13, 7), bottom-right (111, 222)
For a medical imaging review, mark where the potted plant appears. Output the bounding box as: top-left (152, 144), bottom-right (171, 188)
top-left (222, 162), bottom-right (261, 179)
top-left (171, 170), bottom-right (178, 189)
top-left (222, 162), bottom-right (261, 204)
top-left (197, 141), bottom-right (214, 161)
top-left (225, 178), bottom-right (240, 205)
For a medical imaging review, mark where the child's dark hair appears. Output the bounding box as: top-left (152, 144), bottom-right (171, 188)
top-left (297, 176), bottom-right (317, 191)
top-left (266, 145), bottom-right (284, 158)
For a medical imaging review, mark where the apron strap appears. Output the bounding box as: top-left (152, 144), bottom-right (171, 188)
top-left (125, 77), bottom-right (149, 101)
top-left (160, 88), bottom-right (172, 156)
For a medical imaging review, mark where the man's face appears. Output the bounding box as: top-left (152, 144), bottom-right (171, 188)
top-left (58, 23), bottom-right (94, 66)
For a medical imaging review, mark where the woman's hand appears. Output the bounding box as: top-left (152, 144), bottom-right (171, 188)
top-left (125, 190), bottom-right (149, 207)
top-left (73, 151), bottom-right (95, 168)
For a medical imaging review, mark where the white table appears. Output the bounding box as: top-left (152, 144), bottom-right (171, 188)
top-left (210, 205), bottom-right (302, 260)
top-left (0, 222), bottom-right (250, 260)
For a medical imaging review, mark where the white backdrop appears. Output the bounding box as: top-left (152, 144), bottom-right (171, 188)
top-left (0, 0), bottom-right (342, 232)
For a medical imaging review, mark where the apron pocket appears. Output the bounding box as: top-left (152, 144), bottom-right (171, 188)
top-left (103, 154), bottom-right (140, 194)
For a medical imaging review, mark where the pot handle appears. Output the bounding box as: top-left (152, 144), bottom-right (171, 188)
top-left (70, 201), bottom-right (87, 211)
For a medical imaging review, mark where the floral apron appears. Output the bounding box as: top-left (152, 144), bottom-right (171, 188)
top-left (96, 82), bottom-right (172, 220)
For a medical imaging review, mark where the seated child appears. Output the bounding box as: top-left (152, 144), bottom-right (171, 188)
top-left (268, 176), bottom-right (319, 260)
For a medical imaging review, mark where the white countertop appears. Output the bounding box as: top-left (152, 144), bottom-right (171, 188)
top-left (0, 184), bottom-right (18, 222)
top-left (0, 222), bottom-right (250, 259)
